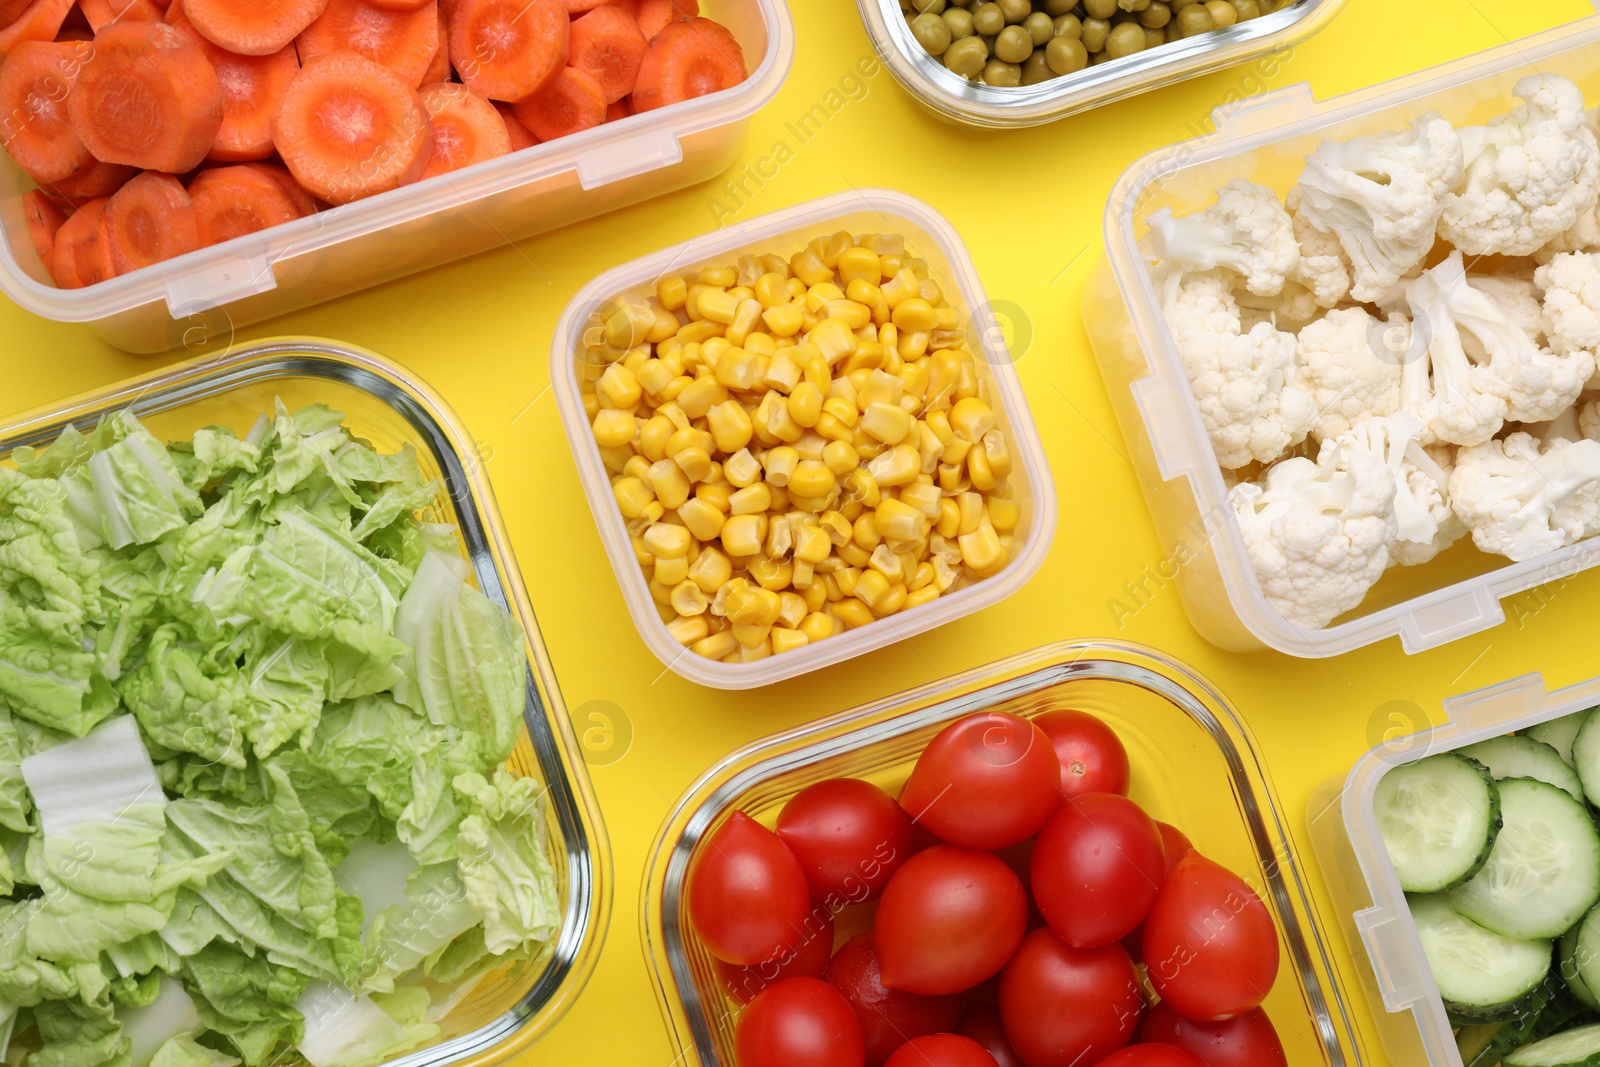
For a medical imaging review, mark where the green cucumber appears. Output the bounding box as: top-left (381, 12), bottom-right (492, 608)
top-left (1410, 894), bottom-right (1552, 1021)
top-left (1506, 1022), bottom-right (1600, 1066)
top-left (1376, 754), bottom-right (1501, 893)
top-left (1463, 736), bottom-right (1586, 802)
top-left (1529, 711), bottom-right (1593, 768)
top-left (1564, 921), bottom-right (1600, 1013)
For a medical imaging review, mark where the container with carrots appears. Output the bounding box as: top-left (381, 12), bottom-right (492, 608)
top-left (0, 0), bottom-right (750, 289)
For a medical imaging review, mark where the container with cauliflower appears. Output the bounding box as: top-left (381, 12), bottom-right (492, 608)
top-left (1085, 18), bottom-right (1600, 656)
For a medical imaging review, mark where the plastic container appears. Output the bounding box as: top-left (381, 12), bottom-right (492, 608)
top-left (643, 640), bottom-right (1365, 1065)
top-left (0, 338), bottom-right (612, 1067)
top-left (1307, 669), bottom-right (1600, 1067)
top-left (856, 0), bottom-right (1344, 129)
top-left (1082, 15), bottom-right (1600, 659)
top-left (0, 2), bottom-right (793, 355)
top-left (552, 189), bottom-right (1056, 689)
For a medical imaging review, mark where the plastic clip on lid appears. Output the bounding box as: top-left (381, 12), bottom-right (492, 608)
top-left (163, 253), bottom-right (278, 320)
top-left (1210, 83), bottom-right (1315, 139)
top-left (575, 128), bottom-right (684, 189)
top-left (1354, 905), bottom-right (1428, 1013)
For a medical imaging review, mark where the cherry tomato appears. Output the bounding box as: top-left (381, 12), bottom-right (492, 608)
top-left (1033, 709), bottom-right (1130, 797)
top-left (875, 845), bottom-right (1028, 996)
top-left (1142, 853), bottom-right (1280, 1022)
top-left (687, 811), bottom-right (812, 966)
top-left (1134, 1003), bottom-right (1288, 1067)
top-left (715, 910), bottom-right (835, 1004)
top-left (899, 712), bottom-right (1061, 850)
top-left (734, 977), bottom-right (865, 1067)
top-left (1156, 822), bottom-right (1194, 877)
top-left (956, 1004), bottom-right (1026, 1067)
top-left (778, 778), bottom-right (913, 907)
top-left (998, 928), bottom-right (1142, 1067)
top-left (1031, 793), bottom-right (1166, 948)
top-left (884, 1034), bottom-right (1000, 1067)
top-left (1092, 1045), bottom-right (1207, 1067)
top-left (823, 932), bottom-right (962, 1067)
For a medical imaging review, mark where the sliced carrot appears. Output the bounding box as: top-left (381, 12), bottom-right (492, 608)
top-left (243, 159), bottom-right (317, 214)
top-left (166, 0), bottom-right (300, 162)
top-left (50, 196), bottom-right (114, 288)
top-left (67, 22), bottom-right (223, 172)
top-left (566, 0), bottom-right (614, 12)
top-left (630, 16), bottom-right (742, 112)
top-left (369, 0), bottom-right (429, 9)
top-left (102, 170), bottom-right (199, 274)
top-left (493, 101), bottom-right (538, 151)
top-left (272, 50), bottom-right (433, 205)
top-left (631, 0), bottom-right (694, 41)
top-left (188, 164), bottom-right (303, 246)
top-left (0, 0), bottom-right (35, 23)
top-left (296, 0), bottom-right (438, 88)
top-left (449, 0), bottom-right (567, 103)
top-left (182, 0), bottom-right (329, 56)
top-left (419, 1), bottom-right (448, 84)
top-left (605, 98), bottom-right (628, 122)
top-left (511, 66), bottom-right (604, 143)
top-left (0, 41), bottom-right (93, 183)
top-left (569, 5), bottom-right (645, 105)
top-left (417, 81), bottom-right (508, 179)
top-left (40, 157), bottom-right (136, 204)
top-left (22, 187), bottom-right (65, 264)
top-left (79, 0), bottom-right (162, 31)
top-left (0, 0), bottom-right (74, 57)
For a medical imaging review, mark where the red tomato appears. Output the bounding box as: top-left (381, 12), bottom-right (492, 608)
top-left (884, 1034), bottom-right (1000, 1067)
top-left (1134, 1003), bottom-right (1288, 1067)
top-left (823, 932), bottom-right (962, 1067)
top-left (1030, 793), bottom-right (1166, 948)
top-left (1141, 853), bottom-right (1280, 1022)
top-left (715, 911), bottom-right (835, 1004)
top-left (734, 977), bottom-right (865, 1067)
top-left (1091, 1045), bottom-right (1207, 1067)
top-left (898, 712), bottom-right (1061, 850)
top-left (778, 778), bottom-right (913, 907)
top-left (875, 845), bottom-right (1028, 996)
top-left (998, 928), bottom-right (1143, 1067)
top-left (1156, 822), bottom-right (1194, 877)
top-left (687, 811), bottom-right (813, 966)
top-left (956, 1004), bottom-right (1026, 1067)
top-left (1033, 709), bottom-right (1130, 797)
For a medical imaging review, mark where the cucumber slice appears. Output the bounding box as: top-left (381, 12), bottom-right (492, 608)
top-left (1410, 894), bottom-right (1552, 1020)
top-left (1453, 779), bottom-right (1600, 940)
top-left (1463, 736), bottom-right (1586, 802)
top-left (1564, 920), bottom-right (1600, 1013)
top-left (1505, 1022), bottom-right (1600, 1066)
top-left (1376, 754), bottom-right (1501, 893)
top-left (1570, 714), bottom-right (1600, 806)
top-left (1530, 710), bottom-right (1594, 768)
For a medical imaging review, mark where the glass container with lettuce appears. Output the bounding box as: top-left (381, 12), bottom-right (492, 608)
top-left (0, 404), bottom-right (560, 1067)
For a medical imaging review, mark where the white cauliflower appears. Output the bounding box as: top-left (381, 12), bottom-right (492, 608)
top-left (1468, 272), bottom-right (1546, 343)
top-left (1295, 307), bottom-right (1403, 440)
top-left (1287, 188), bottom-right (1353, 308)
top-left (1535, 252), bottom-right (1600, 361)
top-left (1440, 74), bottom-right (1600, 257)
top-left (1144, 179), bottom-right (1300, 299)
top-left (1229, 439), bottom-right (1399, 629)
top-left (1163, 270), bottom-right (1316, 469)
top-left (1339, 413), bottom-right (1465, 566)
top-left (1449, 431), bottom-right (1600, 560)
top-left (1290, 113), bottom-right (1463, 303)
top-left (1581, 396), bottom-right (1600, 442)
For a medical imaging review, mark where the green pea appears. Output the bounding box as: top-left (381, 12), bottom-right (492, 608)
top-left (1206, 0), bottom-right (1237, 25)
top-left (910, 0), bottom-right (946, 13)
top-left (1104, 20), bottom-right (1146, 56)
top-left (1139, 1), bottom-right (1170, 26)
top-left (996, 0), bottom-right (1032, 23)
top-left (993, 23), bottom-right (1033, 61)
top-left (943, 34), bottom-right (989, 75)
top-left (1043, 33), bottom-right (1088, 72)
top-left (971, 2), bottom-right (1005, 35)
top-left (1022, 11), bottom-right (1054, 44)
top-left (1082, 0), bottom-right (1117, 18)
top-left (911, 12), bottom-right (953, 53)
top-left (1081, 16), bottom-right (1110, 50)
top-left (981, 58), bottom-right (1022, 85)
top-left (942, 6), bottom-right (975, 36)
top-left (1232, 0), bottom-right (1260, 17)
top-left (1175, 4), bottom-right (1213, 34)
top-left (1040, 0), bottom-right (1077, 13)
top-left (1117, 0), bottom-right (1151, 10)
top-left (1052, 12), bottom-right (1082, 37)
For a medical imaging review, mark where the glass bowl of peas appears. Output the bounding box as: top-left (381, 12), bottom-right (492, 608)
top-left (858, 0), bottom-right (1347, 127)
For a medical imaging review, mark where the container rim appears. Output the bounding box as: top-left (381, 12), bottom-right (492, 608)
top-left (1100, 14), bottom-right (1600, 659)
top-left (642, 639), bottom-right (1363, 1066)
top-left (855, 0), bottom-right (1345, 129)
top-left (550, 188), bottom-right (1058, 689)
top-left (0, 0), bottom-right (795, 324)
top-left (0, 338), bottom-right (614, 1067)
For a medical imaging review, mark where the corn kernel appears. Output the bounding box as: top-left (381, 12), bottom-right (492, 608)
top-left (770, 628), bottom-right (809, 655)
top-left (982, 430), bottom-right (1013, 478)
top-left (855, 368), bottom-right (902, 411)
top-left (875, 498), bottom-right (928, 542)
top-left (799, 612), bottom-right (835, 643)
top-left (845, 279), bottom-right (883, 306)
top-left (810, 319), bottom-right (858, 363)
top-left (988, 496), bottom-right (1021, 532)
top-left (656, 554), bottom-right (689, 586)
top-left (698, 265), bottom-right (735, 288)
top-left (689, 547), bottom-right (733, 593)
top-left (667, 614), bottom-right (709, 645)
top-left (866, 443), bottom-right (920, 487)
top-left (597, 362), bottom-right (642, 409)
top-left (959, 519), bottom-right (1006, 575)
top-left (613, 476), bottom-right (656, 519)
top-left (604, 297), bottom-right (655, 349)
top-left (676, 376), bottom-right (728, 420)
top-left (646, 458), bottom-right (692, 509)
top-left (822, 440), bottom-right (860, 476)
top-left (729, 483), bottom-right (773, 514)
top-left (791, 248), bottom-right (832, 287)
top-left (725, 449), bottom-right (762, 487)
top-left (840, 468), bottom-right (881, 510)
top-left (750, 556), bottom-right (793, 591)
top-left (837, 542), bottom-right (872, 569)
top-left (667, 577), bottom-right (709, 617)
top-left (832, 597), bottom-right (874, 629)
top-left (881, 269), bottom-right (920, 307)
top-left (691, 631), bottom-right (739, 659)
top-left (737, 640), bottom-right (771, 662)
top-left (658, 276), bottom-right (689, 310)
top-left (643, 522), bottom-right (693, 559)
top-left (793, 522), bottom-right (832, 563)
top-left (728, 584), bottom-right (783, 626)
top-left (935, 497), bottom-right (961, 538)
top-left (638, 415), bottom-right (673, 461)
top-left (703, 400), bottom-right (753, 454)
top-left (905, 585), bottom-right (940, 610)
top-left (825, 299), bottom-right (871, 330)
top-left (763, 446), bottom-right (799, 486)
top-left (787, 382), bottom-right (824, 428)
top-left (968, 445), bottom-right (996, 492)
top-left (763, 304), bottom-right (804, 338)
top-left (837, 246), bottom-right (880, 286)
top-left (677, 498), bottom-right (726, 542)
top-left (821, 230), bottom-right (852, 268)
top-left (721, 514), bottom-right (766, 557)
top-left (591, 409), bottom-right (636, 448)
top-left (635, 359), bottom-right (674, 398)
top-left (876, 582), bottom-right (907, 615)
top-left (755, 272), bottom-right (790, 308)
top-left (765, 515), bottom-right (793, 559)
top-left (775, 592), bottom-right (807, 629)
top-left (868, 544), bottom-right (905, 582)
top-left (728, 298), bottom-right (763, 348)
top-left (899, 330), bottom-right (930, 360)
top-left (851, 512), bottom-right (882, 551)
top-left (938, 462), bottom-right (965, 494)
top-left (890, 297), bottom-right (939, 333)
top-left (793, 558), bottom-right (815, 589)
top-left (860, 403), bottom-right (913, 446)
top-left (951, 397), bottom-right (997, 441)
top-left (787, 460), bottom-right (837, 499)
top-left (676, 319), bottom-right (725, 345)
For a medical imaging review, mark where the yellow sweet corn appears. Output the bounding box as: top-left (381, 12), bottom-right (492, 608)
top-left (874, 498), bottom-right (928, 542)
top-left (691, 631), bottom-right (739, 660)
top-left (809, 318), bottom-right (857, 363)
top-left (724, 449), bottom-right (762, 488)
top-left (676, 376), bottom-right (728, 419)
top-left (613, 476), bottom-right (655, 519)
top-left (655, 555), bottom-right (689, 586)
top-left (799, 612), bottom-right (835, 643)
top-left (763, 304), bottom-right (804, 337)
top-left (689, 547), bottom-right (733, 593)
top-left (770, 628), bottom-right (809, 655)
top-left (763, 445), bottom-right (799, 486)
top-left (729, 483), bottom-right (773, 515)
top-left (860, 403), bottom-right (913, 446)
top-left (642, 522), bottom-right (692, 560)
top-left (667, 614), bottom-right (709, 646)
top-left (749, 557), bottom-right (793, 591)
top-left (959, 519), bottom-right (1005, 575)
top-left (721, 514), bottom-right (766, 557)
top-left (708, 400), bottom-right (754, 453)
top-left (678, 498), bottom-right (726, 542)
top-left (591, 409), bottom-right (635, 448)
top-left (987, 496), bottom-right (1021, 532)
top-left (832, 598), bottom-right (874, 629)
top-left (837, 247), bottom-right (880, 286)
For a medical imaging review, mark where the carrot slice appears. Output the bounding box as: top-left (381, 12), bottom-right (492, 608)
top-left (631, 0), bottom-right (694, 41)
top-left (22, 187), bottom-right (65, 264)
top-left (40, 157), bottom-right (136, 204)
top-left (493, 101), bottom-right (538, 151)
top-left (167, 1), bottom-right (300, 162)
top-left (0, 0), bottom-right (34, 23)
top-left (243, 159), bottom-right (317, 214)
top-left (511, 66), bottom-right (604, 143)
top-left (183, 0), bottom-right (329, 56)
top-left (67, 22), bottom-right (223, 172)
top-left (569, 5), bottom-right (645, 105)
top-left (79, 0), bottom-right (163, 31)
top-left (297, 0), bottom-right (438, 88)
top-left (566, 0), bottom-right (614, 12)
top-left (50, 196), bottom-right (114, 288)
top-left (188, 164), bottom-right (303, 246)
top-left (631, 16), bottom-right (742, 112)
top-left (604, 98), bottom-right (628, 122)
top-left (0, 0), bottom-right (73, 57)
top-left (272, 49), bottom-right (433, 205)
top-left (0, 41), bottom-right (94, 183)
top-left (449, 0), bottom-right (567, 103)
top-left (419, 1), bottom-right (448, 84)
top-left (417, 81), bottom-right (508, 179)
top-left (102, 170), bottom-right (199, 273)
top-left (369, 0), bottom-right (429, 9)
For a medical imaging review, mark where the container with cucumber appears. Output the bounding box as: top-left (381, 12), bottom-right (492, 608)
top-left (1374, 705), bottom-right (1600, 1066)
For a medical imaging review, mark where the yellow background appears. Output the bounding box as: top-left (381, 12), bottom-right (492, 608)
top-left (4, 0), bottom-right (1598, 1061)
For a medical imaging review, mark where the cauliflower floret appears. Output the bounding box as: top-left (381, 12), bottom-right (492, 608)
top-left (1163, 271), bottom-right (1316, 469)
top-left (1449, 431), bottom-right (1600, 560)
top-left (1468, 272), bottom-right (1545, 343)
top-left (1286, 187), bottom-right (1353, 308)
top-left (1236, 281), bottom-right (1321, 329)
top-left (1290, 112), bottom-right (1462, 303)
top-left (1228, 439), bottom-right (1398, 629)
top-left (1145, 179), bottom-right (1300, 298)
top-left (1440, 74), bottom-right (1600, 257)
top-left (1535, 252), bottom-right (1600, 362)
top-left (1295, 307), bottom-right (1403, 440)
top-left (1338, 413), bottom-right (1465, 566)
